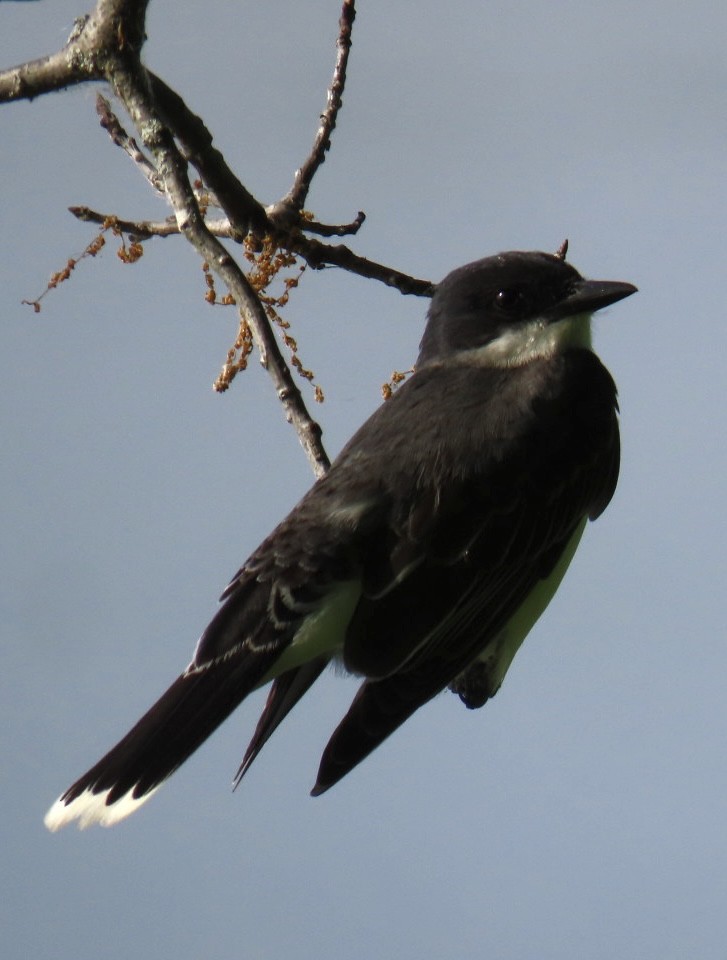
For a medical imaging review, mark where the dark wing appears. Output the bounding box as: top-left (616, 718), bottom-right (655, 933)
top-left (313, 350), bottom-right (619, 793)
top-left (45, 463), bottom-right (390, 828)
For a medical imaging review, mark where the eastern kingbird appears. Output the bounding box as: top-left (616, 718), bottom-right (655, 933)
top-left (45, 249), bottom-right (636, 830)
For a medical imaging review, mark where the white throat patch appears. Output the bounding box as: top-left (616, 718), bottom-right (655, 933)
top-left (468, 312), bottom-right (593, 368)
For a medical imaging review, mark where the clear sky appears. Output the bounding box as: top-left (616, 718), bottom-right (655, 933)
top-left (1, 2), bottom-right (725, 958)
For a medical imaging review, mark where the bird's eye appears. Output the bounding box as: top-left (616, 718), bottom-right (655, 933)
top-left (494, 287), bottom-right (524, 311)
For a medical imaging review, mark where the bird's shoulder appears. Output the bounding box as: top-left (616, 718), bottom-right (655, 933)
top-left (230, 349), bottom-right (617, 589)
top-left (336, 349), bottom-right (617, 496)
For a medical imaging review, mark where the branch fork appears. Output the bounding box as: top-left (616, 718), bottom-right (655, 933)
top-left (0, 0), bottom-right (432, 476)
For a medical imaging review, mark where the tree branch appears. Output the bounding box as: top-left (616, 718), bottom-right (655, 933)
top-left (0, 0), bottom-right (149, 102)
top-left (0, 43), bottom-right (89, 102)
top-left (105, 53), bottom-right (330, 476)
top-left (68, 204), bottom-right (433, 299)
top-left (96, 94), bottom-right (164, 194)
top-left (295, 237), bottom-right (435, 297)
top-left (147, 72), bottom-right (270, 240)
top-left (298, 212), bottom-right (366, 237)
top-left (1, 0), bottom-right (434, 480)
top-left (282, 0), bottom-right (356, 213)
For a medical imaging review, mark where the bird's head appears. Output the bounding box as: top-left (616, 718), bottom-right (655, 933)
top-left (417, 250), bottom-right (636, 368)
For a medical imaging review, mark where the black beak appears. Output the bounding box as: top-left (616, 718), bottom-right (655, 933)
top-left (549, 278), bottom-right (637, 321)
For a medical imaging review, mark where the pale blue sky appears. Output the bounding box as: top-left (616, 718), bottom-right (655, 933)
top-left (2, 2), bottom-right (725, 958)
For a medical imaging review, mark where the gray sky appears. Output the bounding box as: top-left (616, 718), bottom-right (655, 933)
top-left (2, 2), bottom-right (725, 958)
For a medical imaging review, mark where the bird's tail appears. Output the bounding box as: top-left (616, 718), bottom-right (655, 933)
top-left (44, 646), bottom-right (280, 831)
top-left (311, 670), bottom-right (443, 796)
top-left (233, 658), bottom-right (330, 788)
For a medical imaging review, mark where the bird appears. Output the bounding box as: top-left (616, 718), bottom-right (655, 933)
top-left (44, 248), bottom-right (636, 830)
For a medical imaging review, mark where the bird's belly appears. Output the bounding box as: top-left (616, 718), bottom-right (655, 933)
top-left (475, 516), bottom-right (587, 696)
top-left (259, 579), bottom-right (362, 683)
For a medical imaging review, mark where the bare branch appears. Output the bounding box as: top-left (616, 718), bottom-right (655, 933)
top-left (2, 0), bottom-right (431, 479)
top-left (106, 55), bottom-right (330, 476)
top-left (0, 44), bottom-right (90, 102)
top-left (0, 0), bottom-right (149, 102)
top-left (69, 207), bottom-right (433, 298)
top-left (96, 94), bottom-right (164, 194)
top-left (69, 205), bottom-right (229, 240)
top-left (301, 211), bottom-right (366, 237)
top-left (147, 72), bottom-right (270, 240)
top-left (283, 0), bottom-right (356, 212)
top-left (296, 237), bottom-right (434, 298)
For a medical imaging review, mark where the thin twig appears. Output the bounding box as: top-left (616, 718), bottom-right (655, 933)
top-left (107, 55), bottom-right (330, 477)
top-left (2, 0), bottom-right (433, 484)
top-left (95, 94), bottom-right (222, 211)
top-left (147, 71), bottom-right (270, 240)
top-left (282, 0), bottom-right (356, 212)
top-left (301, 211), bottom-right (366, 237)
top-left (69, 205), bottom-right (231, 239)
top-left (296, 236), bottom-right (434, 298)
top-left (96, 94), bottom-right (164, 194)
top-left (69, 205), bottom-right (434, 298)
